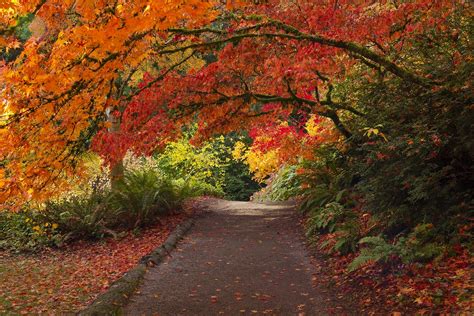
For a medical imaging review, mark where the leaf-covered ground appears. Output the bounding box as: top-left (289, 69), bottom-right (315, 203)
top-left (0, 213), bottom-right (189, 314)
top-left (1, 198), bottom-right (471, 314)
top-left (309, 233), bottom-right (473, 314)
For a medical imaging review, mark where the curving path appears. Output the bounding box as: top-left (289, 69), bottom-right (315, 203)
top-left (124, 199), bottom-right (350, 315)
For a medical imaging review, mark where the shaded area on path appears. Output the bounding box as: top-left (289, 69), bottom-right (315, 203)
top-left (124, 199), bottom-right (352, 315)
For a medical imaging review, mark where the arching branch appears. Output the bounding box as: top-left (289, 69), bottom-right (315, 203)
top-left (166, 17), bottom-right (435, 88)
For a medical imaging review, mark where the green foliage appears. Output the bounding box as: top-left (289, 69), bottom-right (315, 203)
top-left (306, 202), bottom-right (345, 236)
top-left (306, 201), bottom-right (360, 255)
top-left (349, 224), bottom-right (446, 271)
top-left (292, 12), bottom-right (473, 269)
top-left (172, 178), bottom-right (223, 198)
top-left (0, 210), bottom-right (62, 252)
top-left (108, 169), bottom-right (179, 228)
top-left (221, 133), bottom-right (260, 200)
top-left (0, 132), bottom-right (257, 252)
top-left (292, 146), bottom-right (359, 255)
top-left (156, 135), bottom-right (229, 191)
top-left (253, 164), bottom-right (300, 202)
top-left (397, 224), bottom-right (446, 264)
top-left (0, 165), bottom-right (205, 251)
top-left (348, 236), bottom-right (396, 272)
top-left (0, 14), bottom-right (33, 63)
top-left (223, 160), bottom-right (260, 200)
top-left (42, 189), bottom-right (117, 241)
top-left (298, 147), bottom-right (353, 214)
top-left (341, 12), bottom-right (473, 239)
top-left (155, 132), bottom-right (259, 201)
top-left (14, 14), bottom-right (34, 41)
top-left (331, 218), bottom-right (361, 255)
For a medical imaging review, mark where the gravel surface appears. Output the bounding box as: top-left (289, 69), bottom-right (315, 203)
top-left (124, 199), bottom-right (349, 315)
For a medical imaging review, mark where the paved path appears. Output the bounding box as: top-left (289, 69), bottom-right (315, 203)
top-left (124, 200), bottom-right (345, 315)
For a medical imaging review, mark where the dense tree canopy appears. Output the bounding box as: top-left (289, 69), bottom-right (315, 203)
top-left (1, 0), bottom-right (471, 209)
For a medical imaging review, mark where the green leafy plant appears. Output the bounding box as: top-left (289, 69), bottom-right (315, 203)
top-left (0, 210), bottom-right (62, 252)
top-left (109, 169), bottom-right (180, 228)
top-left (349, 224), bottom-right (446, 271)
top-left (253, 164), bottom-right (300, 202)
top-left (348, 236), bottom-right (396, 272)
top-left (306, 202), bottom-right (345, 236)
top-left (42, 190), bottom-right (117, 241)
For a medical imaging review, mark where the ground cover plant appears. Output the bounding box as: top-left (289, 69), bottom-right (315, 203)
top-left (0, 0), bottom-right (472, 313)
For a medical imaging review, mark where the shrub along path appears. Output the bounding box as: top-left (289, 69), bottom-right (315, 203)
top-left (124, 199), bottom-right (354, 315)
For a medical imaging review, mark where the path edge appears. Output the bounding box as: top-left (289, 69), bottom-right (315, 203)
top-left (78, 217), bottom-right (195, 316)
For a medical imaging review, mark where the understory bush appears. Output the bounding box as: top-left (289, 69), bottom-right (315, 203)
top-left (109, 170), bottom-right (179, 228)
top-left (42, 188), bottom-right (118, 242)
top-left (0, 167), bottom-right (206, 251)
top-left (1, 133), bottom-right (259, 251)
top-left (0, 210), bottom-right (63, 251)
top-left (155, 132), bottom-right (259, 201)
top-left (252, 164), bottom-right (300, 202)
top-left (1, 130), bottom-right (261, 251)
top-left (349, 224), bottom-right (446, 271)
top-left (295, 124), bottom-right (471, 267)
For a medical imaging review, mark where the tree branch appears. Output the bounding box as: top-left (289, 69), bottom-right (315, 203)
top-left (166, 17), bottom-right (435, 88)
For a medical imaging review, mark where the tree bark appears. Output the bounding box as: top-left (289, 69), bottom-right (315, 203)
top-left (107, 107), bottom-right (124, 189)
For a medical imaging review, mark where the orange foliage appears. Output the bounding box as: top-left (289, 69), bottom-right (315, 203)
top-left (0, 1), bottom-right (220, 207)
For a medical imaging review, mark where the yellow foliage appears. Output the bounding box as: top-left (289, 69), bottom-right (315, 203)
top-left (158, 136), bottom-right (231, 189)
top-left (233, 141), bottom-right (280, 182)
top-left (246, 149), bottom-right (280, 183)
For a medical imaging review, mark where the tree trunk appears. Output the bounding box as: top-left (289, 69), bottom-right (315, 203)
top-left (107, 106), bottom-right (124, 189)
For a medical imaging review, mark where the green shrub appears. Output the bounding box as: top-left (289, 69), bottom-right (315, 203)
top-left (332, 223), bottom-right (360, 255)
top-left (348, 236), bottom-right (396, 272)
top-left (298, 147), bottom-right (353, 214)
top-left (0, 210), bottom-right (62, 252)
top-left (291, 11), bottom-right (473, 270)
top-left (223, 159), bottom-right (260, 201)
top-left (306, 202), bottom-right (345, 236)
top-left (173, 178), bottom-right (223, 198)
top-left (154, 132), bottom-right (259, 201)
top-left (306, 202), bottom-right (361, 255)
top-left (0, 167), bottom-right (200, 251)
top-left (155, 135), bottom-right (229, 191)
top-left (41, 190), bottom-right (117, 241)
top-left (397, 224), bottom-right (446, 264)
top-left (349, 224), bottom-right (446, 271)
top-left (109, 169), bottom-right (181, 228)
top-left (252, 164), bottom-right (301, 202)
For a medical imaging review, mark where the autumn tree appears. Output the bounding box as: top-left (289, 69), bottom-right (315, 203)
top-left (105, 0), bottom-right (462, 170)
top-left (0, 0), bottom-right (224, 207)
top-left (1, 0), bottom-right (470, 209)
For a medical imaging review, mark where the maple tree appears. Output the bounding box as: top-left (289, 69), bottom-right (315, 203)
top-left (89, 0), bottom-right (459, 177)
top-left (0, 0), bottom-right (227, 207)
top-left (232, 116), bottom-right (339, 181)
top-left (2, 0), bottom-right (462, 208)
top-left (154, 0), bottom-right (449, 126)
top-left (128, 1), bottom-right (469, 312)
